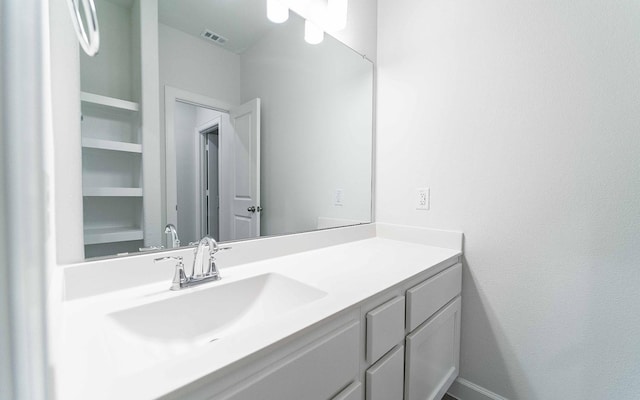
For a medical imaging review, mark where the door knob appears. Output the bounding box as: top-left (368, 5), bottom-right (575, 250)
top-left (247, 206), bottom-right (256, 213)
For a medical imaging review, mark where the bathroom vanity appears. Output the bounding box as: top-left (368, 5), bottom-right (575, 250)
top-left (54, 224), bottom-right (462, 400)
top-left (40, 2), bottom-right (458, 399)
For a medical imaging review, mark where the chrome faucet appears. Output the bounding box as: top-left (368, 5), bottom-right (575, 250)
top-left (164, 224), bottom-right (180, 248)
top-left (154, 236), bottom-right (230, 291)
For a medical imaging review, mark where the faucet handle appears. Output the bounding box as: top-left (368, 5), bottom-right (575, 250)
top-left (154, 256), bottom-right (187, 291)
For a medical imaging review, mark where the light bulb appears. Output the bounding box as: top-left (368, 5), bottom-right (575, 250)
top-left (267, 0), bottom-right (289, 23)
top-left (328, 0), bottom-right (348, 31)
top-left (304, 19), bottom-right (324, 44)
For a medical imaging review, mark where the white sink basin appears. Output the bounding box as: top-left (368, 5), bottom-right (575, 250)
top-left (107, 273), bottom-right (327, 346)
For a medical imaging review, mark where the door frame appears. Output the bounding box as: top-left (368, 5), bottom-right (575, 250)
top-left (164, 86), bottom-right (235, 241)
top-left (196, 117), bottom-right (221, 239)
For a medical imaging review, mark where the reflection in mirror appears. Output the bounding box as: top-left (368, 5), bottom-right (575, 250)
top-left (169, 97), bottom-right (261, 246)
top-left (79, 0), bottom-right (373, 259)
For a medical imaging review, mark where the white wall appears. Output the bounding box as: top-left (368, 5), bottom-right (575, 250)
top-left (329, 0), bottom-right (378, 61)
top-left (50, 0), bottom-right (84, 263)
top-left (137, 0), bottom-right (162, 247)
top-left (241, 16), bottom-right (373, 236)
top-left (174, 101), bottom-right (198, 244)
top-left (80, 0), bottom-right (134, 101)
top-left (377, 0), bottom-right (640, 399)
top-left (3, 0), bottom-right (53, 397)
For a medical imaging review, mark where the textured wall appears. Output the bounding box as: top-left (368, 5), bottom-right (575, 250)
top-left (377, 0), bottom-right (640, 398)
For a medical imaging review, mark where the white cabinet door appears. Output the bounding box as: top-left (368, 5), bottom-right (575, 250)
top-left (366, 296), bottom-right (405, 363)
top-left (220, 320), bottom-right (359, 400)
top-left (366, 345), bottom-right (405, 400)
top-left (332, 381), bottom-right (363, 400)
top-left (405, 297), bottom-right (461, 400)
top-left (406, 263), bottom-right (462, 332)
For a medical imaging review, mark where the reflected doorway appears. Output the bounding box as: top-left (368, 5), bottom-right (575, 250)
top-left (166, 87), bottom-right (261, 246)
top-left (198, 120), bottom-right (220, 240)
top-left (174, 101), bottom-right (227, 244)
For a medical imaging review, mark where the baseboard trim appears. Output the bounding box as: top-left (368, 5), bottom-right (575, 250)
top-left (447, 378), bottom-right (509, 400)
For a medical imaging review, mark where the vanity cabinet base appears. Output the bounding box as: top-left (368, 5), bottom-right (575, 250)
top-left (218, 320), bottom-right (360, 400)
top-left (405, 296), bottom-right (461, 400)
top-left (164, 260), bottom-right (461, 400)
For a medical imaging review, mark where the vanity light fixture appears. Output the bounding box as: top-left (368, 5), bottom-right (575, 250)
top-left (304, 19), bottom-right (324, 44)
top-left (267, 0), bottom-right (289, 23)
top-left (267, 0), bottom-right (348, 45)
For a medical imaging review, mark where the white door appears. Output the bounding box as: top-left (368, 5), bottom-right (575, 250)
top-left (228, 98), bottom-right (260, 240)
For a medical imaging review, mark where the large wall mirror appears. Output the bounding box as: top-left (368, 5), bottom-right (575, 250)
top-left (79, 0), bottom-right (373, 259)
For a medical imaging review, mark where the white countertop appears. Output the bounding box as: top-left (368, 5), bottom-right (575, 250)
top-left (55, 224), bottom-right (462, 400)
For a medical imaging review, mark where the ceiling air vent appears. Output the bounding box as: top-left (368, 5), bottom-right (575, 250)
top-left (200, 29), bottom-right (228, 46)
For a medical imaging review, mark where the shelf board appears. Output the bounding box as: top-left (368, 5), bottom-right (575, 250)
top-left (82, 138), bottom-right (142, 153)
top-left (83, 187), bottom-right (143, 197)
top-left (81, 92), bottom-right (140, 112)
top-left (84, 227), bottom-right (144, 245)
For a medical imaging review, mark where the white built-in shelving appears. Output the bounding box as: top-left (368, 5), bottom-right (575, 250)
top-left (81, 90), bottom-right (144, 256)
top-left (80, 91), bottom-right (140, 112)
top-left (83, 187), bottom-right (143, 197)
top-left (83, 227), bottom-right (144, 245)
top-left (79, 0), bottom-right (155, 258)
top-left (82, 138), bottom-right (142, 153)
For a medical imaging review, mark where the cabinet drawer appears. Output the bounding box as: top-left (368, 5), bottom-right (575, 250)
top-left (366, 296), bottom-right (405, 363)
top-left (406, 263), bottom-right (461, 332)
top-left (332, 381), bottom-right (362, 400)
top-left (365, 345), bottom-right (405, 400)
top-left (405, 297), bottom-right (461, 400)
top-left (221, 320), bottom-right (360, 400)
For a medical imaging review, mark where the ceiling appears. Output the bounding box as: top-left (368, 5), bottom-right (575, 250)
top-left (158, 0), bottom-right (278, 54)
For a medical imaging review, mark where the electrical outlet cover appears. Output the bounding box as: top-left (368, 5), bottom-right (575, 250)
top-left (416, 187), bottom-right (430, 210)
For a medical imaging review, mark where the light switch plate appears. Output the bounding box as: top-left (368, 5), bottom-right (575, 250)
top-left (416, 187), bottom-right (430, 210)
top-left (334, 189), bottom-right (344, 206)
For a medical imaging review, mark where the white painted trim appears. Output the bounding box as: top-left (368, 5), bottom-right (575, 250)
top-left (80, 91), bottom-right (140, 111)
top-left (196, 116), bottom-right (222, 238)
top-left (375, 223), bottom-right (464, 251)
top-left (448, 378), bottom-right (510, 400)
top-left (164, 85), bottom-right (236, 241)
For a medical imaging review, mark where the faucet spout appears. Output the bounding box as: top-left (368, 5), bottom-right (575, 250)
top-left (164, 224), bottom-right (180, 248)
top-left (158, 235), bottom-right (230, 291)
top-left (193, 236), bottom-right (219, 278)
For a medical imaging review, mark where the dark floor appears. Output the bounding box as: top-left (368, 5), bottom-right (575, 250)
top-left (442, 395), bottom-right (457, 400)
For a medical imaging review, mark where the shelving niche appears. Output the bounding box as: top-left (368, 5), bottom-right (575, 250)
top-left (80, 0), bottom-right (145, 258)
top-left (81, 92), bottom-right (144, 257)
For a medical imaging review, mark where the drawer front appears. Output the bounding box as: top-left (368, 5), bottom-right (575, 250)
top-left (332, 381), bottom-right (363, 400)
top-left (406, 263), bottom-right (461, 332)
top-left (221, 320), bottom-right (360, 400)
top-left (365, 345), bottom-right (405, 400)
top-left (366, 296), bottom-right (405, 363)
top-left (405, 297), bottom-right (461, 400)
